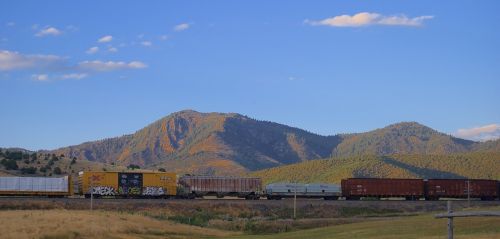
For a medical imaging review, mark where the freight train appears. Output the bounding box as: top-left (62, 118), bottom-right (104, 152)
top-left (0, 172), bottom-right (499, 200)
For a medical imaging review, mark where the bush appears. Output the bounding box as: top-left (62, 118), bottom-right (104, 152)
top-left (1, 159), bottom-right (18, 170)
top-left (70, 158), bottom-right (77, 165)
top-left (39, 167), bottom-right (46, 173)
top-left (158, 168), bottom-right (166, 172)
top-left (127, 164), bottom-right (140, 170)
top-left (53, 167), bottom-right (62, 175)
top-left (20, 167), bottom-right (37, 174)
top-left (5, 151), bottom-right (23, 160)
top-left (51, 154), bottom-right (59, 161)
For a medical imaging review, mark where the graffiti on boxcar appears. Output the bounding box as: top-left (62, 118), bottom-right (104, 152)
top-left (89, 186), bottom-right (116, 196)
top-left (118, 173), bottom-right (143, 195)
top-left (142, 186), bottom-right (165, 196)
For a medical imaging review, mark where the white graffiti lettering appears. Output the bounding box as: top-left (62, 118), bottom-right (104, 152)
top-left (142, 186), bottom-right (165, 196)
top-left (89, 186), bottom-right (116, 196)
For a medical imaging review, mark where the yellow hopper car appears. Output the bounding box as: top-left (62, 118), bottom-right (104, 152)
top-left (78, 171), bottom-right (177, 198)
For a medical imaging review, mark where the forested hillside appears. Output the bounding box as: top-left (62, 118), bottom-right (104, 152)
top-left (0, 148), bottom-right (124, 178)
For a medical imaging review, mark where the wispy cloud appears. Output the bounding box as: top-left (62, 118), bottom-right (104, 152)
top-left (35, 27), bottom-right (63, 37)
top-left (305, 12), bottom-right (433, 27)
top-left (174, 23), bottom-right (190, 31)
top-left (455, 124), bottom-right (500, 142)
top-left (160, 35), bottom-right (169, 41)
top-left (61, 73), bottom-right (87, 80)
top-left (6, 22), bottom-right (15, 27)
top-left (78, 60), bottom-right (147, 71)
top-left (86, 46), bottom-right (99, 54)
top-left (0, 50), bottom-right (63, 71)
top-left (108, 47), bottom-right (118, 53)
top-left (98, 35), bottom-right (113, 43)
top-left (141, 41), bottom-right (152, 47)
top-left (31, 74), bottom-right (49, 81)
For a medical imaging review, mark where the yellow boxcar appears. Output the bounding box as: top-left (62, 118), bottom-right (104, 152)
top-left (78, 171), bottom-right (177, 198)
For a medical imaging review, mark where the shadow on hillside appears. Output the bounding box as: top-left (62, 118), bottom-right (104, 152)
top-left (381, 156), bottom-right (465, 179)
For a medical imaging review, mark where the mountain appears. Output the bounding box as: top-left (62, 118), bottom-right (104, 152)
top-left (47, 110), bottom-right (499, 175)
top-left (50, 110), bottom-right (340, 175)
top-left (251, 152), bottom-right (500, 184)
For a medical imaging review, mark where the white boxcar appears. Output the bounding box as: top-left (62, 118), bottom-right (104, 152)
top-left (265, 183), bottom-right (341, 200)
top-left (0, 176), bottom-right (72, 196)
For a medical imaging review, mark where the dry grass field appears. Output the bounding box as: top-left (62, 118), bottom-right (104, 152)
top-left (227, 213), bottom-right (500, 239)
top-left (0, 199), bottom-right (498, 239)
top-left (0, 209), bottom-right (238, 239)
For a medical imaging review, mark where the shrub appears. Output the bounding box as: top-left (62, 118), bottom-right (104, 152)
top-left (20, 167), bottom-right (37, 174)
top-left (127, 164), bottom-right (140, 170)
top-left (53, 167), bottom-right (62, 175)
top-left (1, 159), bottom-right (18, 170)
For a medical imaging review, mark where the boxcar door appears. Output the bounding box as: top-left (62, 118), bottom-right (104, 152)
top-left (118, 173), bottom-right (143, 196)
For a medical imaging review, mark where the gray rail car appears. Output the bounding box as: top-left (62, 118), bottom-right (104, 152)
top-left (265, 183), bottom-right (341, 200)
top-left (0, 176), bottom-right (72, 197)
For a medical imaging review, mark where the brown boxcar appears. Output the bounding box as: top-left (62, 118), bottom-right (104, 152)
top-left (425, 179), bottom-right (498, 200)
top-left (341, 178), bottom-right (424, 200)
top-left (178, 175), bottom-right (262, 199)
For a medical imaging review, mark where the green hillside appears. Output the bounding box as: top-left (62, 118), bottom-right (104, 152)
top-left (333, 122), bottom-right (476, 156)
top-left (250, 152), bottom-right (500, 184)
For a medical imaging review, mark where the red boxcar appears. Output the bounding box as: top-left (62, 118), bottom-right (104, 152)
top-left (341, 178), bottom-right (425, 200)
top-left (425, 179), bottom-right (498, 200)
top-left (178, 175), bottom-right (262, 199)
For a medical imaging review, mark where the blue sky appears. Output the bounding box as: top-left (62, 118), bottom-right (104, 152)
top-left (1, 1), bottom-right (499, 150)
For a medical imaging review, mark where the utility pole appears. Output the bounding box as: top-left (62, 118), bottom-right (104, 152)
top-left (467, 180), bottom-right (470, 208)
top-left (293, 182), bottom-right (297, 220)
top-left (447, 201), bottom-right (453, 239)
top-left (89, 176), bottom-right (94, 211)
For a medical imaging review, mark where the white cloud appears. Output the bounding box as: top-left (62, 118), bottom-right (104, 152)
top-left (0, 50), bottom-right (63, 71)
top-left (98, 35), bottom-right (113, 43)
top-left (35, 27), bottom-right (62, 37)
top-left (108, 47), bottom-right (118, 53)
top-left (6, 22), bottom-right (15, 27)
top-left (61, 73), bottom-right (87, 80)
top-left (141, 41), bottom-right (152, 47)
top-left (86, 46), bottom-right (99, 54)
top-left (455, 124), bottom-right (500, 142)
top-left (160, 35), bottom-right (169, 41)
top-left (305, 12), bottom-right (433, 27)
top-left (1, 50), bottom-right (147, 81)
top-left (174, 23), bottom-right (190, 31)
top-left (31, 74), bottom-right (49, 81)
top-left (78, 60), bottom-right (147, 71)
